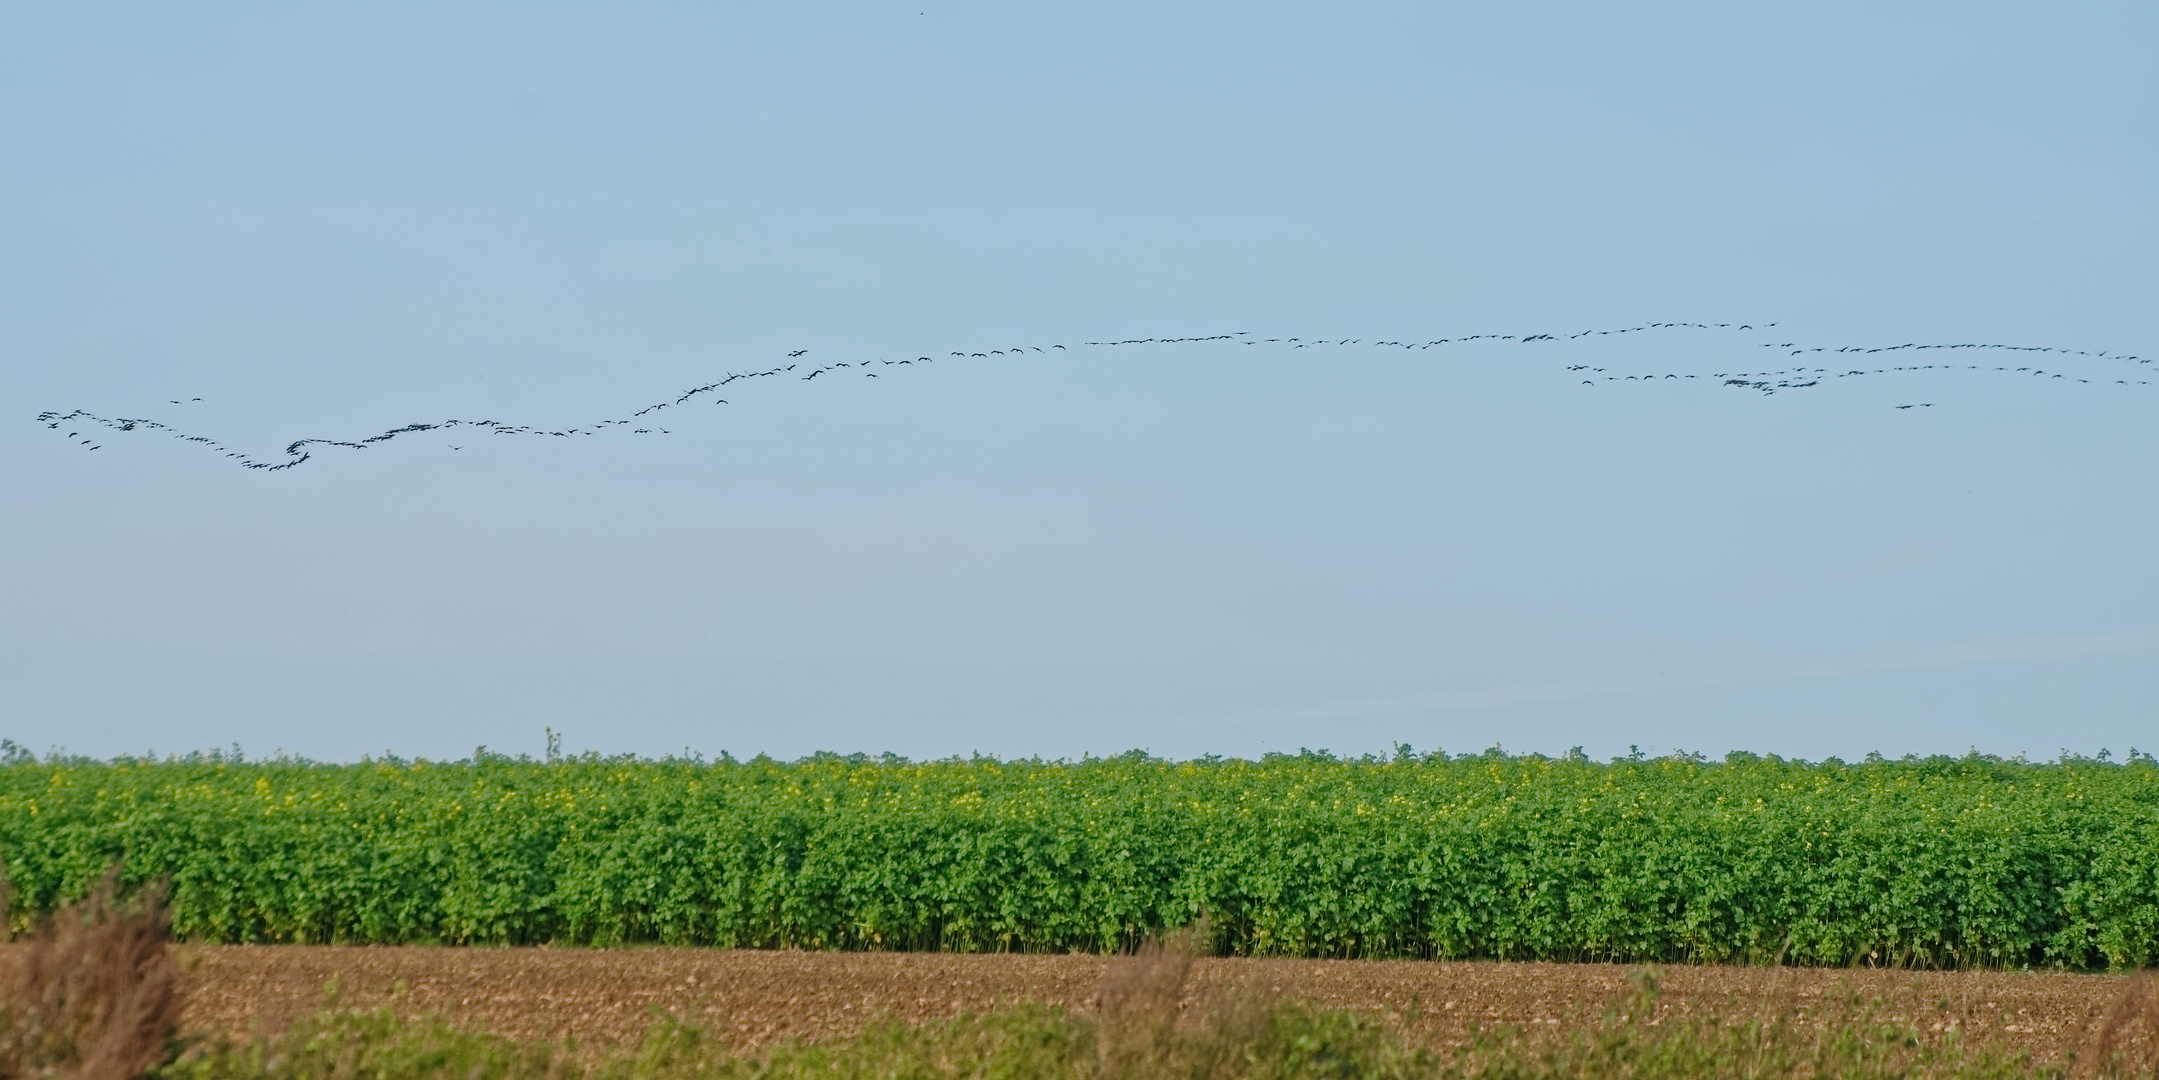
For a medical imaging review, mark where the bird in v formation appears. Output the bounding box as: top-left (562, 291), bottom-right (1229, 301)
top-left (33, 322), bottom-right (2147, 473)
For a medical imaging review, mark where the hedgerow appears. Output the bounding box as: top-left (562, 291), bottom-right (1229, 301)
top-left (2, 745), bottom-right (2155, 966)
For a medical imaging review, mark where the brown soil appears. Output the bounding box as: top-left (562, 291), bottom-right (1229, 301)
top-left (164, 946), bottom-right (2131, 1064)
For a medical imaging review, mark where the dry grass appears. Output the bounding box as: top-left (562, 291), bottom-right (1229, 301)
top-left (1090, 923), bottom-right (1302, 1080)
top-left (0, 868), bottom-right (183, 1080)
top-left (2084, 971), bottom-right (2159, 1079)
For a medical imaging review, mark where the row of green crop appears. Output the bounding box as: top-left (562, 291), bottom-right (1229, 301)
top-left (1, 750), bottom-right (2156, 966)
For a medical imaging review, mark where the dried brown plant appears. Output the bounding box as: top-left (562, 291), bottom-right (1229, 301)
top-left (2085, 970), bottom-right (2159, 1080)
top-left (1092, 924), bottom-right (1201, 1080)
top-left (1094, 925), bottom-right (1205, 1028)
top-left (1088, 921), bottom-right (1297, 1080)
top-left (0, 867), bottom-right (183, 1080)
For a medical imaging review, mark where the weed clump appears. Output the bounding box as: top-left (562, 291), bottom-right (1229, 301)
top-left (0, 867), bottom-right (183, 1080)
top-left (1090, 923), bottom-right (1420, 1080)
top-left (2084, 970), bottom-right (2159, 1079)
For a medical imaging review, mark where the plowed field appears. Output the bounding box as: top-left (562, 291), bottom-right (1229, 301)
top-left (172, 947), bottom-right (2130, 1063)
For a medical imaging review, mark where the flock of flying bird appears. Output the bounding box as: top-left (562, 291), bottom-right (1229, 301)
top-left (34, 321), bottom-right (2149, 472)
top-left (1579, 338), bottom-right (2150, 401)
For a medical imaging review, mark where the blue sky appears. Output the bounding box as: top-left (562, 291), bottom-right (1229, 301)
top-left (4, 2), bottom-right (2154, 762)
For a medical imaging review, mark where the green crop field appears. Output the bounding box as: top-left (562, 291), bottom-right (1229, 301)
top-left (2, 746), bottom-right (2155, 967)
